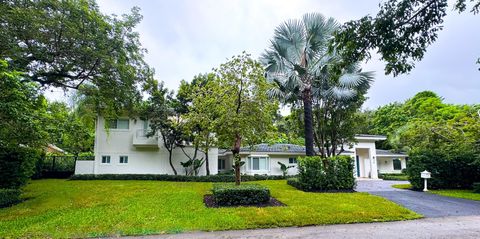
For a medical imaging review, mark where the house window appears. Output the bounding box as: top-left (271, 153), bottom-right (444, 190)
top-left (393, 158), bottom-right (402, 170)
top-left (218, 158), bottom-right (226, 170)
top-left (119, 156), bottom-right (128, 164)
top-left (108, 119), bottom-right (129, 129)
top-left (248, 156), bottom-right (269, 171)
top-left (288, 157), bottom-right (297, 164)
top-left (101, 155), bottom-right (111, 164)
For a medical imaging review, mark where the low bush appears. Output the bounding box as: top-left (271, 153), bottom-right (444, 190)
top-left (0, 146), bottom-right (41, 189)
top-left (211, 183), bottom-right (270, 206)
top-left (292, 155), bottom-right (355, 192)
top-left (473, 183), bottom-right (480, 193)
top-left (70, 174), bottom-right (288, 182)
top-left (380, 173), bottom-right (408, 181)
top-left (405, 149), bottom-right (480, 190)
top-left (287, 177), bottom-right (301, 189)
top-left (0, 188), bottom-right (22, 208)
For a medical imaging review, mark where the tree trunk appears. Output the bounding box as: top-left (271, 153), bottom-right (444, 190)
top-left (302, 89), bottom-right (315, 156)
top-left (232, 134), bottom-right (242, 185)
top-left (205, 136), bottom-right (210, 175)
top-left (168, 149), bottom-right (178, 175)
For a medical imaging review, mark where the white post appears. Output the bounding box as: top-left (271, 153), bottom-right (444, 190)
top-left (423, 178), bottom-right (428, 192)
top-left (421, 170), bottom-right (431, 192)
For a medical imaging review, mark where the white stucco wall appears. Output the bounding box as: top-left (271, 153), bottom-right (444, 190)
top-left (79, 116), bottom-right (218, 175)
top-left (377, 156), bottom-right (407, 174)
top-left (74, 161), bottom-right (94, 174)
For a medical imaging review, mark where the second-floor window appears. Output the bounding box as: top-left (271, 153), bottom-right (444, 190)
top-left (108, 119), bottom-right (129, 129)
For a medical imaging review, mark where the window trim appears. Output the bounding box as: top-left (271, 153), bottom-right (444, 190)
top-left (288, 157), bottom-right (297, 164)
top-left (107, 119), bottom-right (130, 130)
top-left (218, 158), bottom-right (226, 170)
top-left (393, 158), bottom-right (402, 170)
top-left (247, 155), bottom-right (270, 172)
top-left (101, 155), bottom-right (111, 164)
top-left (119, 155), bottom-right (129, 165)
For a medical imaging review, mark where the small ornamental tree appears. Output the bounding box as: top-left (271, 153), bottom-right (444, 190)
top-left (211, 52), bottom-right (277, 185)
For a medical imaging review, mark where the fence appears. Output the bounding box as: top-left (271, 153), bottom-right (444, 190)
top-left (34, 155), bottom-right (94, 178)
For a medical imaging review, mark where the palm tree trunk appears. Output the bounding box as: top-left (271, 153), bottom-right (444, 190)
top-left (303, 88), bottom-right (315, 156)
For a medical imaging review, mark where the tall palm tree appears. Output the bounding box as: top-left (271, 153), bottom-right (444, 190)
top-left (261, 13), bottom-right (339, 156)
top-left (261, 13), bottom-right (373, 156)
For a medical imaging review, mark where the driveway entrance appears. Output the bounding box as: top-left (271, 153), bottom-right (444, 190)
top-left (356, 180), bottom-right (480, 217)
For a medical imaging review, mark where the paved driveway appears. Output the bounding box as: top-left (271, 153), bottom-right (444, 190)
top-left (356, 180), bottom-right (480, 217)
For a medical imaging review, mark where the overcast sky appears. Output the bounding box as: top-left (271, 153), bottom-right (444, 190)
top-left (49, 0), bottom-right (480, 109)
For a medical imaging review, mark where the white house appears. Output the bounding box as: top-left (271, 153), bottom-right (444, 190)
top-left (218, 135), bottom-right (408, 179)
top-left (75, 117), bottom-right (407, 179)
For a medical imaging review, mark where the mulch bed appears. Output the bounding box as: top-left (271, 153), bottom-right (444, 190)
top-left (203, 195), bottom-right (286, 208)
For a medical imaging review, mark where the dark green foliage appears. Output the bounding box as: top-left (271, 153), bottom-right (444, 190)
top-left (70, 174), bottom-right (288, 182)
top-left (379, 173), bottom-right (408, 181)
top-left (0, 146), bottom-right (41, 189)
top-left (473, 183), bottom-right (480, 193)
top-left (293, 156), bottom-right (355, 192)
top-left (406, 149), bottom-right (480, 190)
top-left (332, 0), bottom-right (480, 75)
top-left (0, 188), bottom-right (21, 208)
top-left (212, 183), bottom-right (270, 206)
top-left (286, 177), bottom-right (302, 189)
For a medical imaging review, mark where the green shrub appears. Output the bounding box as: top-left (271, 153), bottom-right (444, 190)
top-left (380, 173), bottom-right (408, 181)
top-left (70, 174), bottom-right (287, 182)
top-left (293, 155), bottom-right (355, 192)
top-left (406, 149), bottom-right (480, 190)
top-left (0, 188), bottom-right (22, 208)
top-left (287, 177), bottom-right (301, 188)
top-left (473, 183), bottom-right (480, 193)
top-left (212, 183), bottom-right (270, 206)
top-left (0, 146), bottom-right (41, 189)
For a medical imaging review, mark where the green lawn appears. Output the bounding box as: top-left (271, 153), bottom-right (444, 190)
top-left (392, 184), bottom-right (412, 189)
top-left (429, 189), bottom-right (480, 201)
top-left (0, 179), bottom-right (420, 238)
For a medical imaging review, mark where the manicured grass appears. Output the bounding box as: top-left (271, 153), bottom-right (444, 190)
top-left (392, 184), bottom-right (412, 189)
top-left (429, 189), bottom-right (480, 201)
top-left (0, 179), bottom-right (420, 238)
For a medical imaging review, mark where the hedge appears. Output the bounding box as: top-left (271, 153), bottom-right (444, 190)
top-left (405, 149), bottom-right (480, 190)
top-left (70, 174), bottom-right (288, 182)
top-left (0, 188), bottom-right (22, 208)
top-left (291, 155), bottom-right (355, 192)
top-left (0, 146), bottom-right (41, 189)
top-left (473, 183), bottom-right (480, 193)
top-left (379, 173), bottom-right (408, 181)
top-left (212, 183), bottom-right (270, 206)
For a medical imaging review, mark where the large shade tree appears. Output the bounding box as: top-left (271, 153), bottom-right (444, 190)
top-left (0, 0), bottom-right (152, 116)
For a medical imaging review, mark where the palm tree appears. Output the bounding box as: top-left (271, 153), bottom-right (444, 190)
top-left (261, 13), bottom-right (339, 156)
top-left (261, 13), bottom-right (373, 156)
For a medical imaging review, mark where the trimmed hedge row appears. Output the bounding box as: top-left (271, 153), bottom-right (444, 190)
top-left (70, 174), bottom-right (288, 182)
top-left (0, 188), bottom-right (21, 208)
top-left (212, 183), bottom-right (270, 206)
top-left (473, 183), bottom-right (480, 193)
top-left (291, 155), bottom-right (355, 192)
top-left (379, 173), bottom-right (408, 181)
top-left (405, 149), bottom-right (480, 189)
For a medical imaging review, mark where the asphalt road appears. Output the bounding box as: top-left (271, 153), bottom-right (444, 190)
top-left (123, 216), bottom-right (480, 239)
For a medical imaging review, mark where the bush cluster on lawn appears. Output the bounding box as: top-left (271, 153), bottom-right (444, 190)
top-left (288, 156), bottom-right (355, 192)
top-left (0, 188), bottom-right (22, 208)
top-left (379, 173), bottom-right (408, 181)
top-left (70, 174), bottom-right (288, 182)
top-left (406, 149), bottom-right (480, 190)
top-left (0, 146), bottom-right (41, 189)
top-left (212, 183), bottom-right (270, 206)
top-left (473, 183), bottom-right (480, 194)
